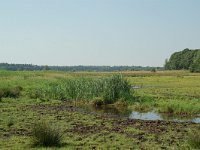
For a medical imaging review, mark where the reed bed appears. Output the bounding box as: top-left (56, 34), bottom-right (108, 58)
top-left (28, 74), bottom-right (133, 104)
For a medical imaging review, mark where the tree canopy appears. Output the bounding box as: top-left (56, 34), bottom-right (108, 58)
top-left (165, 48), bottom-right (200, 72)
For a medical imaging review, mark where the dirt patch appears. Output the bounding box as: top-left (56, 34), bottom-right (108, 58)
top-left (24, 103), bottom-right (77, 112)
top-left (66, 124), bottom-right (109, 135)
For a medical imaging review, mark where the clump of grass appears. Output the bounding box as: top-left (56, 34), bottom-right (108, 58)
top-left (32, 121), bottom-right (63, 147)
top-left (7, 118), bottom-right (14, 127)
top-left (91, 97), bottom-right (104, 107)
top-left (102, 74), bottom-right (133, 104)
top-left (114, 99), bottom-right (128, 107)
top-left (132, 103), bottom-right (151, 112)
top-left (0, 86), bottom-right (23, 98)
top-left (188, 132), bottom-right (200, 149)
top-left (29, 74), bottom-right (134, 104)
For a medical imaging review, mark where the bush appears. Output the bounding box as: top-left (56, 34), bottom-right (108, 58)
top-left (151, 68), bottom-right (156, 72)
top-left (32, 121), bottom-right (63, 147)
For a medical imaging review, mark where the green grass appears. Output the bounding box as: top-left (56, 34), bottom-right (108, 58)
top-left (0, 97), bottom-right (199, 149)
top-left (156, 99), bottom-right (200, 115)
top-left (28, 74), bottom-right (134, 104)
top-left (127, 73), bottom-right (200, 114)
top-left (0, 70), bottom-right (200, 149)
top-left (188, 132), bottom-right (200, 149)
top-left (0, 86), bottom-right (23, 99)
top-left (32, 121), bottom-right (63, 147)
top-left (0, 70), bottom-right (200, 115)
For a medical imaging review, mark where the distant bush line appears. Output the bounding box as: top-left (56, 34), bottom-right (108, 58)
top-left (0, 63), bottom-right (163, 72)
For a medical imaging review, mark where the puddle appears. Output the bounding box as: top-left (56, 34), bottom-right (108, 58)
top-left (131, 85), bottom-right (172, 89)
top-left (129, 111), bottom-right (200, 123)
top-left (191, 118), bottom-right (200, 123)
top-left (82, 105), bottom-right (131, 116)
top-left (129, 112), bottom-right (162, 120)
top-left (131, 86), bottom-right (142, 89)
top-left (83, 105), bottom-right (200, 123)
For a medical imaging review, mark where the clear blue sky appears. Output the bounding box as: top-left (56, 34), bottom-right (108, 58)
top-left (0, 0), bottom-right (200, 67)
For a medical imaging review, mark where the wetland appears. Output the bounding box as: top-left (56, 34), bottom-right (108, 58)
top-left (0, 70), bottom-right (200, 149)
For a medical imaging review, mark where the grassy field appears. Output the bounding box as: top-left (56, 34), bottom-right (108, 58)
top-left (127, 71), bottom-right (200, 115)
top-left (0, 70), bottom-right (200, 149)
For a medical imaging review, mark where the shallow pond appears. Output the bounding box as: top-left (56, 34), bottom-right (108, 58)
top-left (83, 105), bottom-right (200, 123)
top-left (129, 111), bottom-right (200, 123)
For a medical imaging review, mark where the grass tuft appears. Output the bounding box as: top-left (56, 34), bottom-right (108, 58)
top-left (7, 118), bottom-right (14, 127)
top-left (32, 121), bottom-right (63, 147)
top-left (0, 86), bottom-right (23, 98)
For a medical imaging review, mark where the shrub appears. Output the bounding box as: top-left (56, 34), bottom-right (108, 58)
top-left (151, 68), bottom-right (156, 72)
top-left (32, 121), bottom-right (63, 147)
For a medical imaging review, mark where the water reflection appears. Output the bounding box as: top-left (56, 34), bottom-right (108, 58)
top-left (129, 112), bottom-right (162, 120)
top-left (129, 111), bottom-right (200, 123)
top-left (192, 118), bottom-right (200, 123)
top-left (84, 105), bottom-right (131, 116)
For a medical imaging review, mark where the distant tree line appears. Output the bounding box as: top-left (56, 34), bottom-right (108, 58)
top-left (164, 48), bottom-right (200, 72)
top-left (0, 63), bottom-right (163, 72)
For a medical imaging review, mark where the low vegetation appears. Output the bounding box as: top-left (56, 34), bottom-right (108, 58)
top-left (28, 74), bottom-right (133, 105)
top-left (156, 99), bottom-right (200, 115)
top-left (0, 86), bottom-right (22, 99)
top-left (188, 132), bottom-right (200, 149)
top-left (0, 70), bottom-right (200, 149)
top-left (32, 121), bottom-right (63, 147)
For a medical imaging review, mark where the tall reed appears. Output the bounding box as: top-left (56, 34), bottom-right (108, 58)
top-left (28, 74), bottom-right (134, 104)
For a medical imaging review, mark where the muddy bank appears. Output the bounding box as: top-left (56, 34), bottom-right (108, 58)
top-left (25, 103), bottom-right (200, 148)
top-left (25, 102), bottom-right (200, 123)
top-left (1, 102), bottom-right (199, 149)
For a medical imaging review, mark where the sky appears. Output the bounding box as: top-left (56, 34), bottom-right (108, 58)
top-left (0, 0), bottom-right (200, 67)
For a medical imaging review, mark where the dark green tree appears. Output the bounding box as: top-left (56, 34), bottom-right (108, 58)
top-left (165, 48), bottom-right (200, 72)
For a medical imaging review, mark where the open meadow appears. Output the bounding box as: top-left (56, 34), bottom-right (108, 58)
top-left (0, 70), bottom-right (200, 149)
